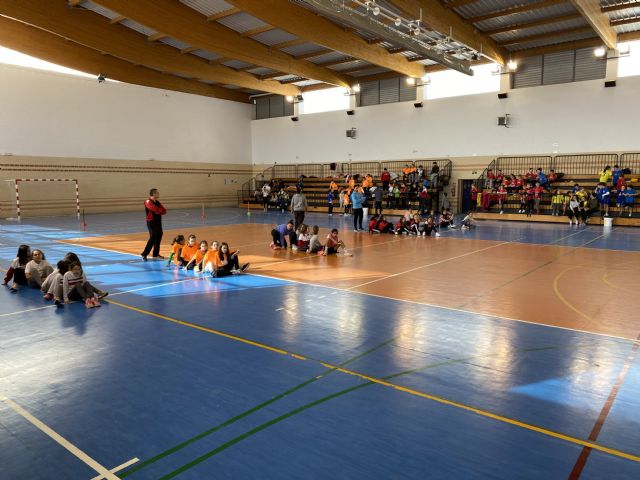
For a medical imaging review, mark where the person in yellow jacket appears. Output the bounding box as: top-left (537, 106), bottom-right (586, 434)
top-left (599, 165), bottom-right (612, 184)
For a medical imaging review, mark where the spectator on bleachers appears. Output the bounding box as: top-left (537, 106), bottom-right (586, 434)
top-left (329, 179), bottom-right (338, 194)
top-left (497, 185), bottom-right (507, 214)
top-left (612, 165), bottom-right (622, 190)
top-left (525, 168), bottom-right (537, 183)
top-left (568, 195), bottom-right (581, 225)
top-left (381, 168), bottom-right (391, 191)
top-left (624, 184), bottom-right (638, 217)
top-left (371, 183), bottom-right (383, 215)
top-left (533, 182), bottom-right (544, 214)
top-left (327, 190), bottom-right (334, 216)
top-left (572, 183), bottom-right (581, 193)
top-left (537, 168), bottom-right (549, 191)
top-left (486, 168), bottom-right (496, 189)
top-left (525, 185), bottom-right (535, 217)
top-left (551, 189), bottom-right (564, 216)
top-left (430, 162), bottom-right (440, 188)
top-left (599, 165), bottom-right (612, 184)
top-left (616, 185), bottom-right (627, 215)
top-left (518, 188), bottom-right (526, 214)
top-left (595, 183), bottom-right (611, 217)
top-left (277, 189), bottom-right (289, 212)
top-left (343, 189), bottom-right (351, 215)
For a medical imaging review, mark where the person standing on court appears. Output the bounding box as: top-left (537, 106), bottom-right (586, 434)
top-left (141, 188), bottom-right (167, 261)
top-left (290, 187), bottom-right (307, 230)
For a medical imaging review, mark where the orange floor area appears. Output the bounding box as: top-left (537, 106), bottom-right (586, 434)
top-left (65, 224), bottom-right (640, 340)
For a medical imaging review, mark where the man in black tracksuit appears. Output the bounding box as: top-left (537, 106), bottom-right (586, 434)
top-left (141, 188), bottom-right (167, 261)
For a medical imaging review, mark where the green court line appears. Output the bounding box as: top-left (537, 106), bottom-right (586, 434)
top-left (159, 341), bottom-right (605, 479)
top-left (119, 336), bottom-right (398, 478)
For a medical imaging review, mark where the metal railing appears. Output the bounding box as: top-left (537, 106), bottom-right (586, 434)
top-left (553, 154), bottom-right (618, 176)
top-left (495, 156), bottom-right (553, 176)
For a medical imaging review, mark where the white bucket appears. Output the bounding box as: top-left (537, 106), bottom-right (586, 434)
top-left (603, 216), bottom-right (613, 228)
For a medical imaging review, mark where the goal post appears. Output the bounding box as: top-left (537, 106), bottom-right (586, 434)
top-left (9, 178), bottom-right (81, 222)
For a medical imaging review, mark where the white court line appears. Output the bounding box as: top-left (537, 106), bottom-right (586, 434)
top-left (0, 395), bottom-right (120, 480)
top-left (90, 457), bottom-right (139, 480)
top-left (246, 269), bottom-right (639, 345)
top-left (347, 241), bottom-right (510, 290)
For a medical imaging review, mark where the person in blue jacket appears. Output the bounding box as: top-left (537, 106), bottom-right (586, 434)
top-left (350, 186), bottom-right (365, 231)
top-left (594, 182), bottom-right (610, 217)
top-left (270, 220), bottom-right (297, 249)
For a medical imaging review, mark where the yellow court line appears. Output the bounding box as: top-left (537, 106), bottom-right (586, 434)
top-left (552, 266), bottom-right (595, 325)
top-left (106, 298), bottom-right (640, 464)
top-left (602, 272), bottom-right (636, 295)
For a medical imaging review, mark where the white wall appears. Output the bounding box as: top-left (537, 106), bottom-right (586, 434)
top-left (0, 63), bottom-right (252, 163)
top-left (251, 75), bottom-right (640, 165)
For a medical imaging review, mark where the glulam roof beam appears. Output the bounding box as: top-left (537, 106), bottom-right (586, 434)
top-left (570, 0), bottom-right (617, 48)
top-left (388, 0), bottom-right (506, 65)
top-left (0, 16), bottom-right (249, 102)
top-left (225, 0), bottom-right (425, 77)
top-left (92, 0), bottom-right (351, 87)
top-left (0, 0), bottom-right (298, 96)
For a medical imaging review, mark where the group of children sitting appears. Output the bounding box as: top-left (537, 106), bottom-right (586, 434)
top-left (168, 235), bottom-right (250, 277)
top-left (367, 210), bottom-right (474, 235)
top-left (3, 245), bottom-right (108, 308)
top-left (270, 221), bottom-right (351, 256)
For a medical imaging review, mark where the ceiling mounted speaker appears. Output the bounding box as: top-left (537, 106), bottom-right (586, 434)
top-left (346, 110), bottom-right (355, 116)
top-left (604, 80), bottom-right (616, 88)
top-left (414, 102), bottom-right (423, 108)
top-left (498, 92), bottom-right (508, 99)
top-left (291, 116), bottom-right (299, 122)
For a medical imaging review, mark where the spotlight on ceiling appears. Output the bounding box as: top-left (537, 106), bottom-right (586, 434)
top-left (507, 60), bottom-right (518, 72)
top-left (594, 47), bottom-right (606, 58)
top-left (406, 77), bottom-right (416, 86)
top-left (285, 95), bottom-right (294, 103)
top-left (352, 84), bottom-right (361, 93)
top-left (394, 17), bottom-right (402, 26)
top-left (372, 6), bottom-right (380, 15)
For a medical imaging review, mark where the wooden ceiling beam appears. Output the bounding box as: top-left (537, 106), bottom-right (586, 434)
top-left (465, 0), bottom-right (566, 24)
top-left (0, 16), bottom-right (249, 102)
top-left (224, 0), bottom-right (425, 77)
top-left (610, 16), bottom-right (640, 27)
top-left (499, 26), bottom-right (594, 47)
top-left (0, 0), bottom-right (299, 96)
top-left (92, 0), bottom-right (352, 87)
top-left (569, 0), bottom-right (617, 48)
top-left (388, 0), bottom-right (506, 65)
top-left (147, 32), bottom-right (166, 42)
top-left (110, 15), bottom-right (126, 25)
top-left (483, 13), bottom-right (583, 36)
top-left (206, 7), bottom-right (241, 22)
top-left (239, 25), bottom-right (276, 37)
top-left (602, 1), bottom-right (640, 13)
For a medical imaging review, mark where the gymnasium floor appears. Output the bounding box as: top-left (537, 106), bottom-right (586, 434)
top-left (1, 207), bottom-right (639, 479)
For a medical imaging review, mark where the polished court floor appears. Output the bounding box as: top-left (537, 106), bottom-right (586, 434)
top-left (1, 208), bottom-right (639, 479)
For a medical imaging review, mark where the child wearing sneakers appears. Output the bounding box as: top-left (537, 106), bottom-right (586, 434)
top-left (63, 261), bottom-right (102, 308)
top-left (184, 240), bottom-right (209, 271)
top-left (3, 244), bottom-right (31, 291)
top-left (323, 229), bottom-right (351, 256)
top-left (308, 225), bottom-right (324, 254)
top-left (210, 243), bottom-right (249, 277)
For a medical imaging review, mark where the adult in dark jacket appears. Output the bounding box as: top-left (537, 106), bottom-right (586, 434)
top-left (141, 188), bottom-right (167, 261)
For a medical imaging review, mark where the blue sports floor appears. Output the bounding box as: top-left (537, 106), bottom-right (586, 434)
top-left (0, 208), bottom-right (639, 479)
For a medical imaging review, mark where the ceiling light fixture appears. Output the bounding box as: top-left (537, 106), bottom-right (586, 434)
top-left (594, 47), bottom-right (606, 58)
top-left (352, 83), bottom-right (361, 93)
top-left (302, 0), bottom-right (474, 75)
top-left (507, 60), bottom-right (518, 72)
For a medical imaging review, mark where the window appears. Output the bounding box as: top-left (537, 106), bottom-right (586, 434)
top-left (358, 78), bottom-right (416, 107)
top-left (425, 64), bottom-right (499, 100)
top-left (0, 46), bottom-right (96, 79)
top-left (300, 87), bottom-right (350, 114)
top-left (618, 40), bottom-right (640, 78)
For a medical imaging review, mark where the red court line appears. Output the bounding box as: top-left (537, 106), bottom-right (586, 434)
top-left (568, 333), bottom-right (640, 479)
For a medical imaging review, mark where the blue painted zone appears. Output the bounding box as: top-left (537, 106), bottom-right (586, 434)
top-left (1, 213), bottom-right (639, 479)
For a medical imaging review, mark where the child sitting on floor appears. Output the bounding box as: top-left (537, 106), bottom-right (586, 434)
top-left (63, 261), bottom-right (102, 308)
top-left (25, 249), bottom-right (54, 289)
top-left (178, 234), bottom-right (198, 266)
top-left (3, 244), bottom-right (31, 291)
top-left (323, 229), bottom-right (351, 256)
top-left (308, 226), bottom-right (324, 254)
top-left (211, 243), bottom-right (249, 277)
top-left (297, 224), bottom-right (310, 252)
top-left (168, 235), bottom-right (185, 266)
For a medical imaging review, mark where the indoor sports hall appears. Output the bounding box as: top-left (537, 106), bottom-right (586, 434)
top-left (1, 1), bottom-right (640, 479)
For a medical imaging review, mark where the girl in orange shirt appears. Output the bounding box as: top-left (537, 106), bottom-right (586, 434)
top-left (168, 235), bottom-right (185, 266)
top-left (202, 241), bottom-right (219, 274)
top-left (178, 234), bottom-right (198, 268)
top-left (185, 240), bottom-right (209, 271)
top-left (211, 242), bottom-right (249, 277)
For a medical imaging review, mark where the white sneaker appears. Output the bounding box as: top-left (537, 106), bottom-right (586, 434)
top-left (435, 232), bottom-right (441, 237)
top-left (569, 220), bottom-right (572, 225)
top-left (500, 211), bottom-right (504, 214)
